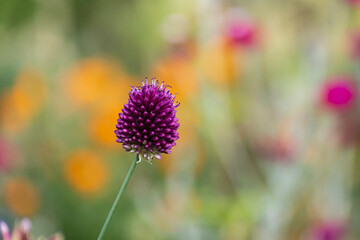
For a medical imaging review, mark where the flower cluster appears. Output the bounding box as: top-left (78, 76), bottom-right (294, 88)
top-left (115, 79), bottom-right (180, 163)
top-left (0, 218), bottom-right (63, 240)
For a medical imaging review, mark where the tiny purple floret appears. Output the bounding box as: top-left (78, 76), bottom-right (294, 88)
top-left (115, 78), bottom-right (180, 163)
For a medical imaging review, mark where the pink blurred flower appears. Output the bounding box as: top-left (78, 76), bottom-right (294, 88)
top-left (1, 218), bottom-right (31, 240)
top-left (320, 76), bottom-right (357, 111)
top-left (311, 221), bottom-right (346, 240)
top-left (0, 138), bottom-right (22, 172)
top-left (344, 0), bottom-right (360, 5)
top-left (225, 7), bottom-right (258, 48)
top-left (256, 137), bottom-right (295, 162)
top-left (337, 114), bottom-right (360, 146)
top-left (227, 21), bottom-right (257, 47)
top-left (350, 32), bottom-right (360, 60)
top-left (0, 218), bottom-right (63, 240)
top-left (0, 221), bottom-right (11, 240)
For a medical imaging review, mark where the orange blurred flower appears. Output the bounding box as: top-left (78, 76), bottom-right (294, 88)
top-left (151, 52), bottom-right (201, 145)
top-left (198, 37), bottom-right (240, 86)
top-left (152, 53), bottom-right (202, 174)
top-left (152, 54), bottom-right (199, 103)
top-left (64, 58), bottom-right (131, 108)
top-left (65, 58), bottom-right (135, 146)
top-left (88, 101), bottom-right (124, 147)
top-left (64, 149), bottom-right (109, 195)
top-left (0, 69), bottom-right (46, 133)
top-left (3, 178), bottom-right (40, 217)
top-left (156, 154), bottom-right (174, 175)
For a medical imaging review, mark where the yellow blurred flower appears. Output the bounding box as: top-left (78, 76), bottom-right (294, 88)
top-left (64, 149), bottom-right (108, 195)
top-left (0, 69), bottom-right (46, 133)
top-left (64, 58), bottom-right (131, 108)
top-left (198, 38), bottom-right (240, 86)
top-left (3, 178), bottom-right (40, 217)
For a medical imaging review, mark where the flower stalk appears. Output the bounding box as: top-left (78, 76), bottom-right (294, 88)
top-left (97, 154), bottom-right (138, 240)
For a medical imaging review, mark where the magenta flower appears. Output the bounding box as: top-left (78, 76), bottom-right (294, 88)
top-left (115, 79), bottom-right (180, 163)
top-left (311, 221), bottom-right (346, 240)
top-left (227, 21), bottom-right (256, 47)
top-left (320, 76), bottom-right (357, 111)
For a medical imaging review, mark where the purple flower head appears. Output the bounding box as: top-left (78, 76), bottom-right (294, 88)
top-left (115, 78), bottom-right (180, 163)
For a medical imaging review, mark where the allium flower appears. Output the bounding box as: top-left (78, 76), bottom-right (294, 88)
top-left (320, 76), bottom-right (357, 111)
top-left (0, 218), bottom-right (63, 240)
top-left (115, 79), bottom-right (180, 163)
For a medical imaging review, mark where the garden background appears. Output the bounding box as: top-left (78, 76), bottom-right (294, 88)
top-left (1, 0), bottom-right (360, 239)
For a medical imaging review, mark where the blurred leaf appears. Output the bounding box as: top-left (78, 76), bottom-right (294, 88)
top-left (0, 0), bottom-right (36, 30)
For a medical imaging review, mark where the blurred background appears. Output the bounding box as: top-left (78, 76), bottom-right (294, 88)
top-left (1, 0), bottom-right (360, 239)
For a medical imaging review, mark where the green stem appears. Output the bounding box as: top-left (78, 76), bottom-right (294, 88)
top-left (97, 154), bottom-right (138, 240)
